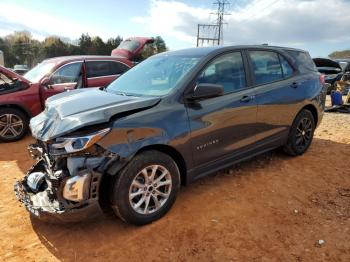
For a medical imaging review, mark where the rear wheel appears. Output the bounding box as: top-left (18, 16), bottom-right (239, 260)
top-left (0, 108), bottom-right (29, 142)
top-left (109, 150), bottom-right (180, 225)
top-left (283, 109), bottom-right (315, 156)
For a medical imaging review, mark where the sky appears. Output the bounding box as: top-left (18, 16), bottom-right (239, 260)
top-left (0, 0), bottom-right (349, 57)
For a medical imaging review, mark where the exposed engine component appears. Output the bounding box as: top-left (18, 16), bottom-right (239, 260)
top-left (26, 172), bottom-right (46, 193)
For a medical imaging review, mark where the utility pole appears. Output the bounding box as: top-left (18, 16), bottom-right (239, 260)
top-left (196, 0), bottom-right (231, 47)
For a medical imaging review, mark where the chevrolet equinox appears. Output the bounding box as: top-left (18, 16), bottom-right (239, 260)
top-left (15, 46), bottom-right (327, 225)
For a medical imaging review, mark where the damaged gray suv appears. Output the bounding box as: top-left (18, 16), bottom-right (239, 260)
top-left (15, 46), bottom-right (326, 225)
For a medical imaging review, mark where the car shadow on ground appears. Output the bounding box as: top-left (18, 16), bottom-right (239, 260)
top-left (28, 137), bottom-right (350, 261)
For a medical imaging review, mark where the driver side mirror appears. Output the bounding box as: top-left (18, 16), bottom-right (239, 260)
top-left (186, 83), bottom-right (224, 100)
top-left (40, 77), bottom-right (52, 89)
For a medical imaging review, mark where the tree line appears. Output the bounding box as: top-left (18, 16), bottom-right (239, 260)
top-left (0, 31), bottom-right (167, 68)
top-left (329, 49), bottom-right (350, 59)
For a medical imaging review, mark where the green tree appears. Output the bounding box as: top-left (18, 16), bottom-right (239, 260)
top-left (0, 31), bottom-right (168, 68)
top-left (106, 36), bottom-right (123, 54)
top-left (91, 36), bottom-right (106, 55)
top-left (42, 37), bottom-right (69, 58)
top-left (329, 49), bottom-right (350, 59)
top-left (0, 37), bottom-right (18, 67)
top-left (139, 36), bottom-right (168, 60)
top-left (78, 33), bottom-right (92, 54)
top-left (7, 31), bottom-right (34, 66)
top-left (154, 36), bottom-right (167, 53)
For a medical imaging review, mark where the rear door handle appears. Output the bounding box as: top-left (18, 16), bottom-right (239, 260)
top-left (291, 82), bottom-right (299, 88)
top-left (240, 95), bottom-right (255, 103)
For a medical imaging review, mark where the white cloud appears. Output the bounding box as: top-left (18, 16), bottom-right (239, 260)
top-left (131, 0), bottom-right (350, 49)
top-left (132, 1), bottom-right (211, 45)
top-left (0, 2), bottom-right (112, 41)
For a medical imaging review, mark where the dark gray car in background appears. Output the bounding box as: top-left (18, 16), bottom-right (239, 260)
top-left (15, 45), bottom-right (327, 225)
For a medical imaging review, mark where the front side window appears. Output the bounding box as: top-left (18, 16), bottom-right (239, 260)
top-left (197, 52), bottom-right (246, 94)
top-left (87, 61), bottom-right (130, 78)
top-left (50, 62), bottom-right (82, 85)
top-left (249, 51), bottom-right (283, 85)
top-left (107, 55), bottom-right (200, 96)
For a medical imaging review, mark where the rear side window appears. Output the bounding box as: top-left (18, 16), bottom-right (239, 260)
top-left (86, 61), bottom-right (130, 78)
top-left (279, 55), bottom-right (294, 78)
top-left (249, 51), bottom-right (283, 85)
top-left (197, 52), bottom-right (246, 94)
top-left (110, 62), bottom-right (130, 75)
top-left (286, 50), bottom-right (317, 73)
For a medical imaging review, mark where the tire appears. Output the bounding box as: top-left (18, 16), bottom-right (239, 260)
top-left (109, 150), bottom-right (180, 225)
top-left (0, 108), bottom-right (29, 142)
top-left (283, 109), bottom-right (315, 156)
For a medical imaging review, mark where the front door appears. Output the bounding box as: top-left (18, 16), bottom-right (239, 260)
top-left (40, 61), bottom-right (83, 103)
top-left (186, 51), bottom-right (257, 167)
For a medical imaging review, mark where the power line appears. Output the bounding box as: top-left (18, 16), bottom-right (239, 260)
top-left (238, 0), bottom-right (281, 22)
top-left (196, 0), bottom-right (231, 47)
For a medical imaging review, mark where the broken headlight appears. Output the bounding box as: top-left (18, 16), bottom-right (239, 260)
top-left (51, 128), bottom-right (110, 154)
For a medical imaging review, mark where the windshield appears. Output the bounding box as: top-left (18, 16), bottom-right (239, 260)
top-left (24, 62), bottom-right (56, 82)
top-left (107, 55), bottom-right (201, 96)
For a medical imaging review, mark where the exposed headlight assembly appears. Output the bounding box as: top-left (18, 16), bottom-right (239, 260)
top-left (51, 128), bottom-right (110, 154)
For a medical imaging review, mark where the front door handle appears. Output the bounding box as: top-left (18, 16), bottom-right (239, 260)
top-left (291, 82), bottom-right (299, 88)
top-left (240, 95), bottom-right (255, 103)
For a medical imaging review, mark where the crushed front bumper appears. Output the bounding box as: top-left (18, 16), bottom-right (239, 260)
top-left (14, 179), bottom-right (100, 222)
top-left (14, 143), bottom-right (107, 222)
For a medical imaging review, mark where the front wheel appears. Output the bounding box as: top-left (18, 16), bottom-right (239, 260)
top-left (283, 109), bottom-right (315, 156)
top-left (109, 150), bottom-right (180, 225)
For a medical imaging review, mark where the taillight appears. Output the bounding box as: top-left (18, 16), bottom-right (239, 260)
top-left (319, 74), bottom-right (325, 85)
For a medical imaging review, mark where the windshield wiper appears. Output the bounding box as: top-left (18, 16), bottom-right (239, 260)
top-left (115, 91), bottom-right (128, 96)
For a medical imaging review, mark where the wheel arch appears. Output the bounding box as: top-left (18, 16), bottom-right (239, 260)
top-left (136, 144), bottom-right (188, 186)
top-left (299, 104), bottom-right (318, 126)
top-left (0, 103), bottom-right (32, 119)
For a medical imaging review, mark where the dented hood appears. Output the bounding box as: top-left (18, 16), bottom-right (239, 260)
top-left (0, 65), bottom-right (30, 84)
top-left (30, 88), bottom-right (160, 141)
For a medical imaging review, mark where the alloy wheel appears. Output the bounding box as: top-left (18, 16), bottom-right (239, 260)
top-left (295, 117), bottom-right (312, 150)
top-left (0, 114), bottom-right (24, 139)
top-left (129, 164), bottom-right (172, 215)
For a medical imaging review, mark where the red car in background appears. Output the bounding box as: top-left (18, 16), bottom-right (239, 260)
top-left (111, 37), bottom-right (154, 61)
top-left (0, 37), bottom-right (153, 142)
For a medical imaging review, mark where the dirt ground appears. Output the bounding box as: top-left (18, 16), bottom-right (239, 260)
top-left (0, 103), bottom-right (349, 261)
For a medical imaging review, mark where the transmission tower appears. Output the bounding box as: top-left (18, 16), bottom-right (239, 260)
top-left (196, 0), bottom-right (231, 47)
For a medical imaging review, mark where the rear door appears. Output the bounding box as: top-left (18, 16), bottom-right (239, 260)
top-left (186, 51), bottom-right (257, 167)
top-left (40, 61), bottom-right (83, 102)
top-left (247, 49), bottom-right (298, 144)
top-left (85, 60), bottom-right (130, 88)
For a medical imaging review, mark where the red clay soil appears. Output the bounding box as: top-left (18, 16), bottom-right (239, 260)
top-left (0, 112), bottom-right (349, 261)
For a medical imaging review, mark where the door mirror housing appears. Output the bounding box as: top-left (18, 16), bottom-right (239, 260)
top-left (40, 77), bottom-right (52, 88)
top-left (187, 83), bottom-right (224, 100)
